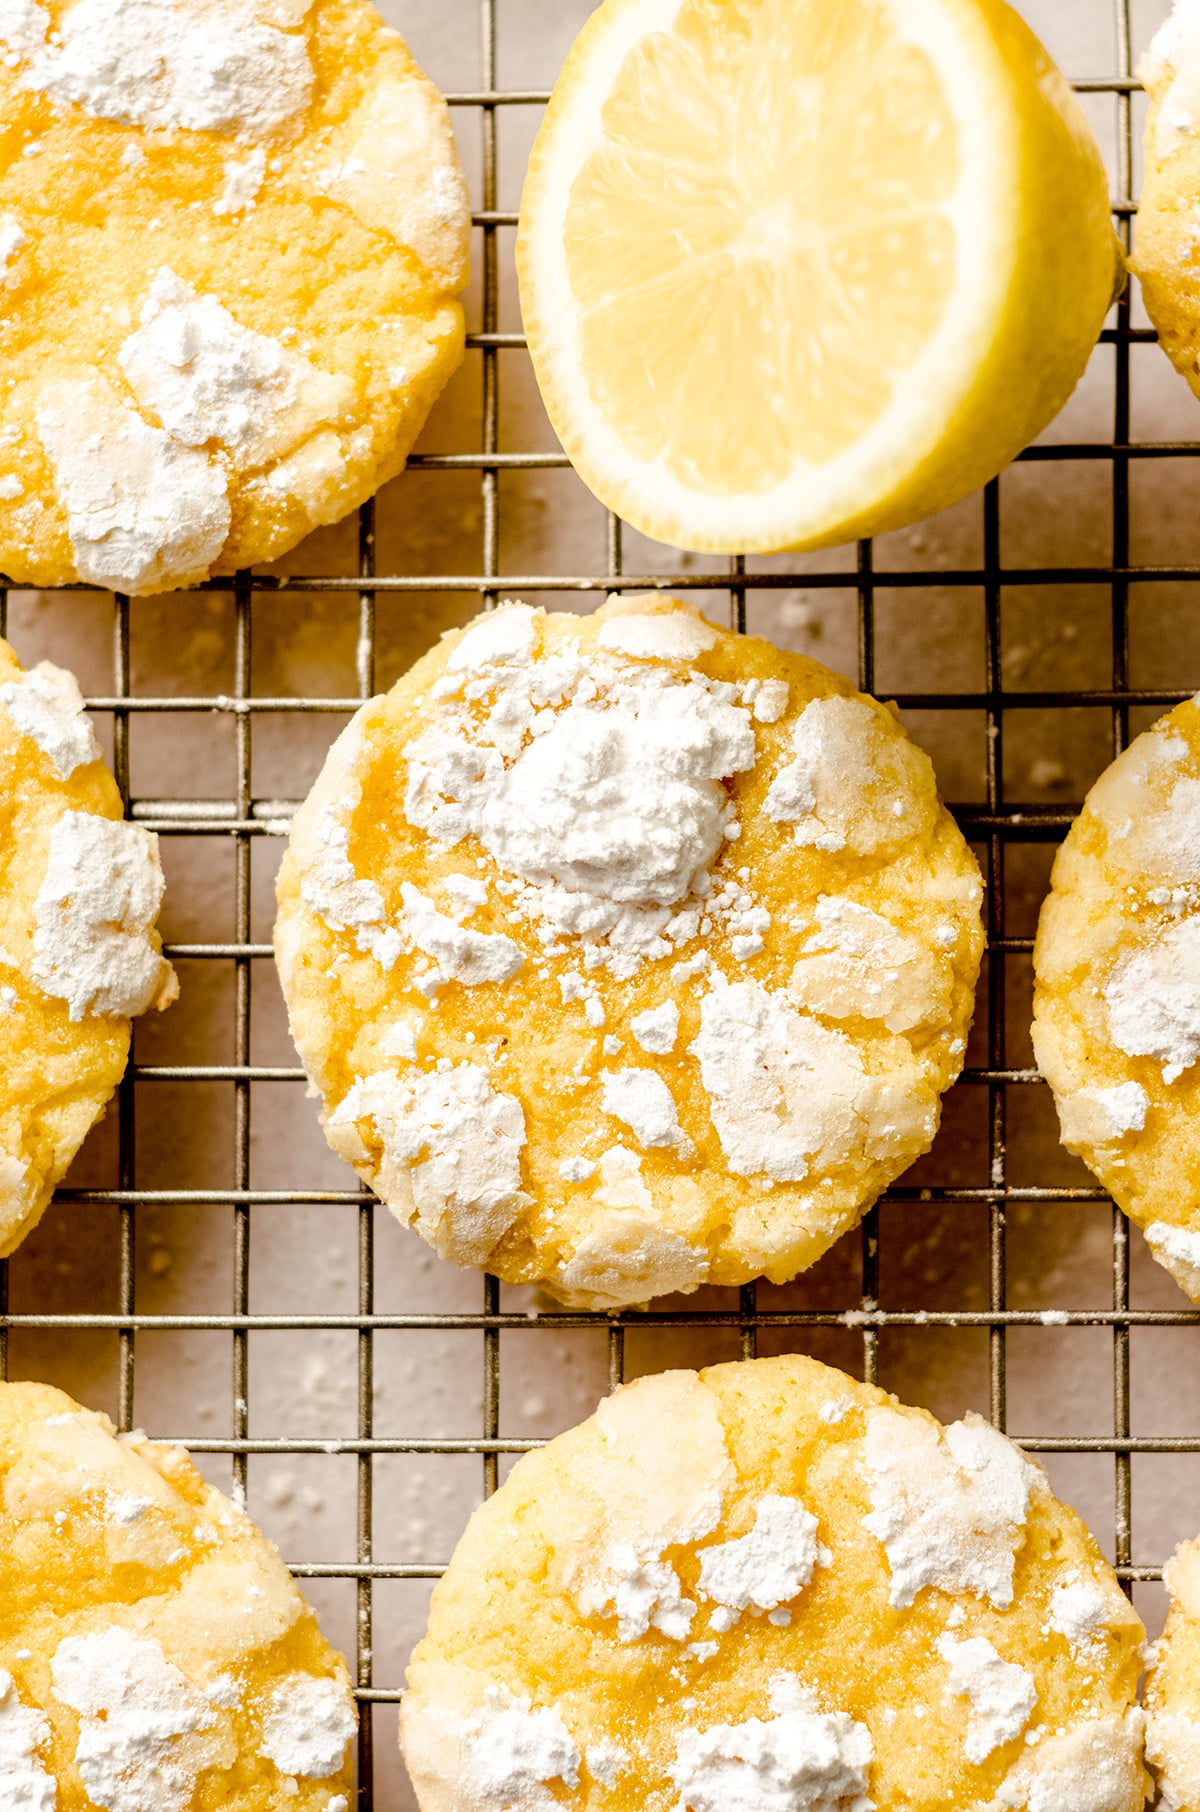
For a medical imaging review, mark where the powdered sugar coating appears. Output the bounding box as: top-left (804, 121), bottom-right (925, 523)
top-left (601, 1067), bottom-right (686, 1149)
top-left (1146, 1222), bottom-right (1200, 1298)
top-left (788, 895), bottom-right (950, 1034)
top-left (1141, 1), bottom-right (1200, 157)
top-left (50, 1628), bottom-right (214, 1812)
top-left (598, 608), bottom-right (718, 662)
top-left (1104, 917), bottom-right (1200, 1084)
top-left (698, 1496), bottom-right (829, 1617)
top-left (400, 884), bottom-right (524, 988)
top-left (670, 1676), bottom-right (874, 1812)
top-left (631, 1000), bottom-right (680, 1054)
top-left (37, 371), bottom-right (230, 593)
top-left (1056, 1082), bottom-right (1149, 1148)
top-left (987, 1711), bottom-right (1147, 1812)
top-left (862, 1410), bottom-right (1040, 1609)
top-left (327, 1064), bottom-right (529, 1268)
top-left (0, 0), bottom-right (313, 135)
top-left (0, 659), bottom-right (100, 779)
top-left (120, 269), bottom-right (352, 471)
top-left (0, 1670), bottom-right (54, 1812)
top-left (764, 695), bottom-right (937, 855)
top-left (555, 1214), bottom-right (708, 1309)
top-left (458, 1689), bottom-right (580, 1811)
top-left (32, 811), bottom-right (173, 1020)
top-left (260, 1673), bottom-right (356, 1778)
top-left (936, 1634), bottom-right (1036, 1764)
top-left (580, 1541), bottom-right (697, 1643)
top-left (1047, 1574), bottom-right (1123, 1656)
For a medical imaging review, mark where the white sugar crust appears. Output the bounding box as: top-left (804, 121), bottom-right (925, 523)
top-left (0, 636), bottom-right (175, 1262)
top-left (0, 0), bottom-right (471, 593)
top-left (277, 597), bottom-right (984, 1307)
top-left (0, 1377), bottom-right (356, 1807)
top-left (400, 1355), bottom-right (1147, 1812)
top-left (1034, 694), bottom-right (1200, 1304)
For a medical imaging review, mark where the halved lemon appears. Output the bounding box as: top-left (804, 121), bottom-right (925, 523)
top-left (516, 0), bottom-right (1121, 554)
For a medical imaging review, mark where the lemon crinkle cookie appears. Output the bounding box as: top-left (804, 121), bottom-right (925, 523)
top-left (1145, 1534), bottom-right (1200, 1810)
top-left (1135, 1), bottom-right (1200, 399)
top-left (399, 1355), bottom-right (1147, 1812)
top-left (1033, 694), bottom-right (1200, 1301)
top-left (0, 1377), bottom-right (355, 1809)
top-left (0, 0), bottom-right (469, 593)
top-left (275, 596), bottom-right (984, 1307)
top-left (0, 635), bottom-right (175, 1259)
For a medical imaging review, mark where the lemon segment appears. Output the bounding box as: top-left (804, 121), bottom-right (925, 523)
top-left (517, 0), bottom-right (1122, 555)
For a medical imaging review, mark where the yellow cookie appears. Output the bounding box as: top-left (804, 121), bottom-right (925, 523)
top-left (0, 0), bottom-right (469, 593)
top-left (1146, 1536), bottom-right (1200, 1812)
top-left (0, 1378), bottom-right (355, 1809)
top-left (0, 634), bottom-right (175, 1259)
top-left (275, 596), bottom-right (984, 1307)
top-left (1135, 3), bottom-right (1200, 399)
top-left (1032, 696), bottom-right (1200, 1301)
top-left (400, 1355), bottom-right (1147, 1812)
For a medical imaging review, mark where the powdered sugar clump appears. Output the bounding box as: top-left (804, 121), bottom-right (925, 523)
top-left (458, 1688), bottom-right (580, 1812)
top-left (260, 1673), bottom-right (355, 1778)
top-left (698, 1496), bottom-right (830, 1619)
top-left (0, 0), bottom-right (313, 136)
top-left (989, 1710), bottom-right (1146, 1812)
top-left (119, 269), bottom-right (351, 470)
top-left (1104, 919), bottom-right (1200, 1083)
top-left (1046, 1574), bottom-right (1120, 1656)
top-left (399, 883), bottom-right (523, 988)
top-left (1145, 1221), bottom-right (1200, 1297)
top-left (1142, 3), bottom-right (1200, 156)
top-left (631, 1001), bottom-right (680, 1054)
top-left (32, 811), bottom-right (172, 1019)
top-left (50, 1628), bottom-right (215, 1812)
top-left (580, 1540), bottom-right (698, 1642)
top-left (690, 977), bottom-right (936, 1184)
top-left (555, 1212), bottom-right (708, 1310)
top-left (670, 1675), bottom-right (874, 1812)
top-left (601, 1067), bottom-right (686, 1150)
top-left (212, 146), bottom-right (266, 216)
top-left (1056, 1082), bottom-right (1149, 1148)
top-left (936, 1634), bottom-right (1036, 1764)
top-left (0, 1670), bottom-right (54, 1812)
top-left (37, 371), bottom-right (230, 594)
top-left (597, 609), bottom-right (718, 662)
top-left (862, 1410), bottom-right (1040, 1609)
top-left (1, 659), bottom-right (101, 778)
top-left (326, 1063), bottom-right (529, 1267)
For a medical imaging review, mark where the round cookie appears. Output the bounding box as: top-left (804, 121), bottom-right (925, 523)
top-left (0, 635), bottom-right (176, 1259)
top-left (275, 595), bottom-right (984, 1307)
top-left (1032, 695), bottom-right (1200, 1301)
top-left (0, 1378), bottom-right (356, 1809)
top-left (1135, 2), bottom-right (1200, 399)
top-left (400, 1354), bottom-right (1147, 1812)
top-left (1145, 1535), bottom-right (1200, 1811)
top-left (0, 0), bottom-right (469, 594)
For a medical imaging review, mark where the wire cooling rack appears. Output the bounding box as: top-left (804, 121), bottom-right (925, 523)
top-left (1, 0), bottom-right (1197, 1805)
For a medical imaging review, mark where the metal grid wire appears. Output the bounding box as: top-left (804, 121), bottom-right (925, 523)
top-left (0, 0), bottom-right (1195, 1803)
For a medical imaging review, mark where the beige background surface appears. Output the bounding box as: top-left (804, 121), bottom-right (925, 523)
top-left (1, 2), bottom-right (1196, 1806)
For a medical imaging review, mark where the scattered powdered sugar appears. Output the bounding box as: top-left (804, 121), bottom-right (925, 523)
top-left (580, 1540), bottom-right (697, 1642)
top-left (601, 1067), bottom-right (686, 1149)
top-left (787, 896), bottom-right (948, 1035)
top-left (751, 679), bottom-right (790, 724)
top-left (763, 695), bottom-right (935, 855)
top-left (936, 1634), bottom-right (1036, 1764)
top-left (260, 1673), bottom-right (355, 1778)
top-left (0, 211), bottom-right (26, 280)
top-left (558, 1156), bottom-right (596, 1182)
top-left (1056, 1082), bottom-right (1149, 1148)
top-left (1084, 724), bottom-right (1200, 881)
top-left (326, 1064), bottom-right (529, 1267)
top-left (690, 977), bottom-right (936, 1184)
top-left (32, 810), bottom-right (171, 1019)
top-left (862, 1409), bottom-right (1040, 1609)
top-left (0, 0), bottom-right (313, 136)
top-left (399, 883), bottom-right (523, 988)
top-left (670, 1675), bottom-right (874, 1812)
top-left (50, 1628), bottom-right (214, 1812)
top-left (1104, 919), bottom-right (1200, 1083)
top-left (988, 1710), bottom-right (1146, 1812)
top-left (119, 269), bottom-right (352, 471)
top-left (586, 1740), bottom-right (630, 1788)
top-left (631, 1000), bottom-right (680, 1054)
top-left (697, 1496), bottom-right (830, 1618)
top-left (0, 1670), bottom-right (54, 1812)
top-left (37, 370), bottom-right (230, 594)
top-left (1144, 1221), bottom-right (1200, 1296)
top-left (1146, 1710), bottom-right (1200, 1812)
top-left (447, 603), bottom-right (537, 673)
top-left (597, 609), bottom-right (718, 663)
top-left (0, 658), bottom-right (101, 778)
top-left (458, 1687), bottom-right (580, 1812)
top-left (296, 722), bottom-right (401, 970)
top-left (1046, 1574), bottom-right (1119, 1656)
top-left (212, 145), bottom-right (266, 215)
